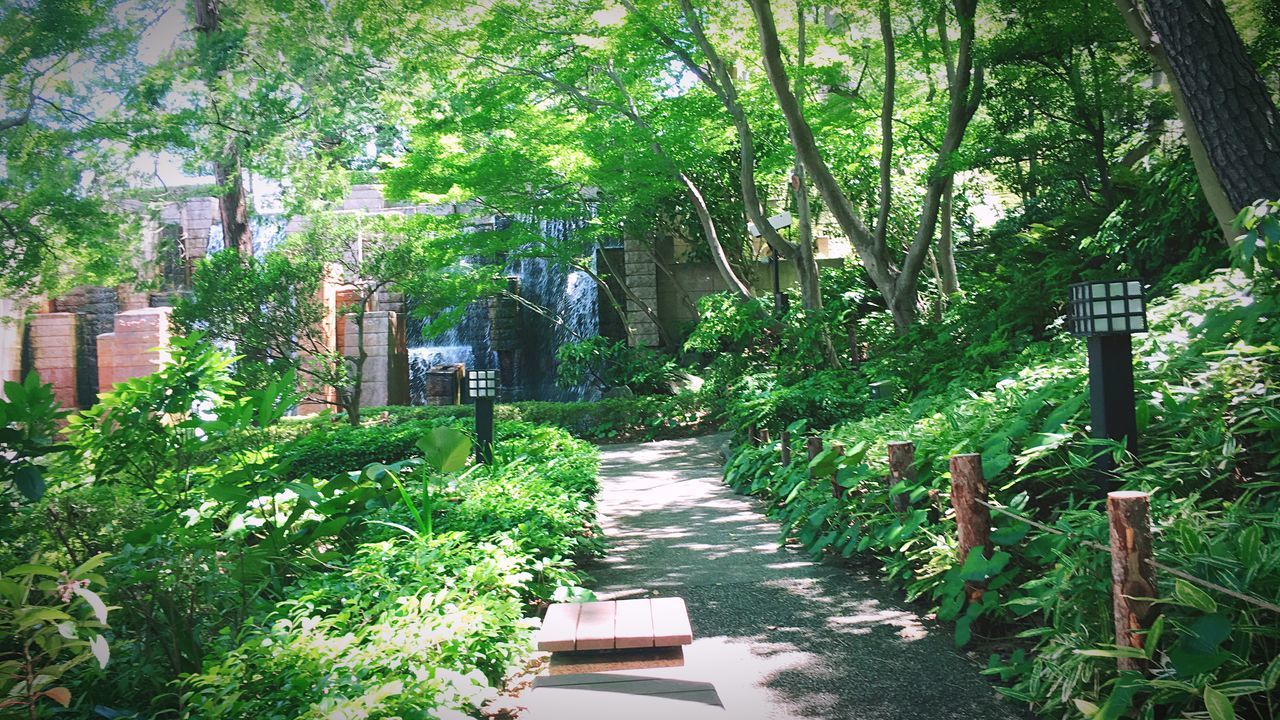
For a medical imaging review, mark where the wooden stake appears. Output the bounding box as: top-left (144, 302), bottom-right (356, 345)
top-left (886, 441), bottom-right (916, 513)
top-left (780, 430), bottom-right (792, 466)
top-left (758, 428), bottom-right (771, 445)
top-left (949, 453), bottom-right (992, 604)
top-left (747, 425), bottom-right (758, 447)
top-left (1107, 491), bottom-right (1157, 672)
top-left (829, 442), bottom-right (846, 499)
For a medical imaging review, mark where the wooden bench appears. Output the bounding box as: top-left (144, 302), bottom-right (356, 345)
top-left (536, 597), bottom-right (693, 653)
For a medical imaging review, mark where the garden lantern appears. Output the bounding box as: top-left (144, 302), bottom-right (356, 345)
top-left (468, 369), bottom-right (498, 464)
top-left (749, 211), bottom-right (792, 317)
top-left (1067, 279), bottom-right (1147, 490)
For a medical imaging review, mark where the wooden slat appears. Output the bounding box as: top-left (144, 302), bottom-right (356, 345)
top-left (651, 597), bottom-right (693, 646)
top-left (575, 601), bottom-right (618, 650)
top-left (537, 603), bottom-right (582, 652)
top-left (614, 598), bottom-right (656, 649)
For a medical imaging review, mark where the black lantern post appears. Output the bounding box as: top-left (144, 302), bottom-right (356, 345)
top-left (749, 211), bottom-right (792, 317)
top-left (468, 369), bottom-right (498, 464)
top-left (1067, 279), bottom-right (1148, 491)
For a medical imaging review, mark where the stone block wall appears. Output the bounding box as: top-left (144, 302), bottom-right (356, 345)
top-left (623, 237), bottom-right (661, 347)
top-left (341, 310), bottom-right (409, 408)
top-left (27, 313), bottom-right (78, 408)
top-left (54, 286), bottom-right (118, 408)
top-left (97, 307), bottom-right (172, 393)
top-left (0, 298), bottom-right (24, 393)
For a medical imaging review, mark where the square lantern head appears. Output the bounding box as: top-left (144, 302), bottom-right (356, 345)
top-left (1067, 279), bottom-right (1147, 337)
top-left (468, 369), bottom-right (498, 399)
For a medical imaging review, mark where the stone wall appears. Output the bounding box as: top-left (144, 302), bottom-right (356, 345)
top-left (96, 307), bottom-right (172, 393)
top-left (27, 313), bottom-right (78, 408)
top-left (341, 310), bottom-right (409, 408)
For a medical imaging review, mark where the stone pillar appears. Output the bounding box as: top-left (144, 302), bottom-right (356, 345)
top-left (97, 307), bottom-right (172, 394)
top-left (296, 274), bottom-right (340, 415)
top-left (623, 236), bottom-right (660, 347)
top-left (342, 310), bottom-right (409, 408)
top-left (490, 276), bottom-right (521, 391)
top-left (0, 298), bottom-right (25, 393)
top-left (28, 313), bottom-right (78, 408)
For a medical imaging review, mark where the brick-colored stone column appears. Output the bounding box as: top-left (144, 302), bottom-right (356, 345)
top-left (97, 307), bottom-right (172, 394)
top-left (28, 313), bottom-right (78, 408)
top-left (342, 310), bottom-right (408, 408)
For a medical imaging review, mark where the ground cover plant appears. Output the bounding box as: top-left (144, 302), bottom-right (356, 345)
top-left (720, 270), bottom-right (1280, 718)
top-left (0, 338), bottom-right (600, 719)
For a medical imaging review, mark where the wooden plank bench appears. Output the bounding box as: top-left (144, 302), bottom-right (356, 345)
top-left (536, 597), bottom-right (693, 653)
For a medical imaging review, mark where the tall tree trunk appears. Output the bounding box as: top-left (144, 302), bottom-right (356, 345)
top-left (192, 0), bottom-right (254, 257)
top-left (939, 179), bottom-right (960, 295)
top-left (1141, 0), bottom-right (1280, 214)
top-left (747, 0), bottom-right (903, 323)
top-left (875, 0), bottom-right (895, 248)
top-left (792, 3), bottom-right (840, 368)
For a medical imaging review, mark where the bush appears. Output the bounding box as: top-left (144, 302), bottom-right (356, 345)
top-left (183, 424), bottom-right (600, 719)
top-left (555, 336), bottom-right (683, 396)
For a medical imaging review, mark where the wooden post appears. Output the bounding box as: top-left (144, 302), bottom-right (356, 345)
top-left (886, 441), bottom-right (916, 513)
top-left (1107, 491), bottom-right (1157, 672)
top-left (758, 428), bottom-right (771, 445)
top-left (806, 436), bottom-right (823, 463)
top-left (829, 442), bottom-right (845, 499)
top-left (949, 453), bottom-right (992, 604)
top-left (780, 430), bottom-right (791, 466)
top-left (747, 425), bottom-right (758, 447)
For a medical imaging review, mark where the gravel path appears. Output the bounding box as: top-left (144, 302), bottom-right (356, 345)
top-left (523, 433), bottom-right (1031, 720)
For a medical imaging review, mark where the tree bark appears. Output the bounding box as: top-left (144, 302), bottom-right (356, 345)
top-left (1114, 0), bottom-right (1236, 240)
top-left (192, 0), bottom-right (254, 257)
top-left (1141, 0), bottom-right (1280, 214)
top-left (939, 179), bottom-right (960, 295)
top-left (875, 0), bottom-right (895, 248)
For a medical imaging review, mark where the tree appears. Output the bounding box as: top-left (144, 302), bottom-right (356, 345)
top-left (0, 0), bottom-right (145, 295)
top-left (748, 0), bottom-right (984, 329)
top-left (1137, 0), bottom-right (1280, 215)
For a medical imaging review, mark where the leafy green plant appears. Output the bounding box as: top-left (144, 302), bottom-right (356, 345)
top-left (0, 373), bottom-right (69, 503)
top-left (0, 555), bottom-right (111, 717)
top-left (1235, 198), bottom-right (1280, 277)
top-left (555, 337), bottom-right (683, 396)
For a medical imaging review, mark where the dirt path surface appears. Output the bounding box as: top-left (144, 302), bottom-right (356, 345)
top-left (522, 434), bottom-right (1030, 720)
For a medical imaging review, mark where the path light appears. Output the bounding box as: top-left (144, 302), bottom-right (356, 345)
top-left (749, 211), bottom-right (792, 317)
top-left (1067, 279), bottom-right (1147, 491)
top-left (468, 369), bottom-right (498, 464)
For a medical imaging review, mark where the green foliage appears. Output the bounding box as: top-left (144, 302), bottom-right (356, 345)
top-left (0, 555), bottom-right (112, 717)
top-left (0, 373), bottom-right (69, 503)
top-left (555, 337), bottom-right (683, 396)
top-left (1235, 199), bottom-right (1280, 277)
top-left (358, 393), bottom-right (713, 444)
top-left (181, 425), bottom-right (599, 719)
top-left (724, 272), bottom-right (1280, 718)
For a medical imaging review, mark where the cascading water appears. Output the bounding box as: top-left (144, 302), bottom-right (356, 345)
top-left (407, 218), bottom-right (600, 403)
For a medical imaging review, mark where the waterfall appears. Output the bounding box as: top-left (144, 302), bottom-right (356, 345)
top-left (406, 217), bottom-right (600, 403)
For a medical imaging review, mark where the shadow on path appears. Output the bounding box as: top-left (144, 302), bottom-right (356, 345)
top-left (526, 433), bottom-right (1031, 720)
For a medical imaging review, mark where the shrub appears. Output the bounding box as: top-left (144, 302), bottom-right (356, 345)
top-left (554, 336), bottom-right (683, 396)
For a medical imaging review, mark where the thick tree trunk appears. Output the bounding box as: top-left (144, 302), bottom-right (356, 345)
top-left (1142, 0), bottom-right (1280, 213)
top-left (1115, 0), bottom-right (1235, 239)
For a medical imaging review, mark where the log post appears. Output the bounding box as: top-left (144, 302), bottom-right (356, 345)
top-left (780, 429), bottom-right (792, 466)
top-left (1107, 491), bottom-right (1157, 673)
top-left (806, 436), bottom-right (823, 463)
top-left (758, 428), bottom-right (771, 445)
top-left (949, 453), bottom-right (992, 604)
top-left (829, 442), bottom-right (845, 499)
top-left (747, 425), bottom-right (758, 447)
top-left (886, 441), bottom-right (916, 513)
